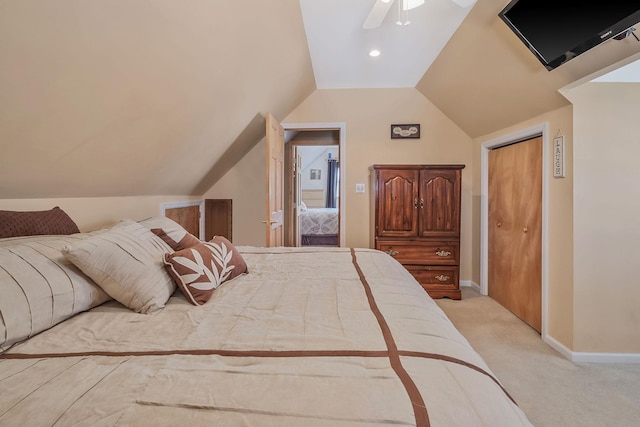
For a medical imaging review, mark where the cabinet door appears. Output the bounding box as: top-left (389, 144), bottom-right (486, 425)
top-left (376, 169), bottom-right (419, 237)
top-left (419, 169), bottom-right (461, 238)
top-left (205, 199), bottom-right (233, 241)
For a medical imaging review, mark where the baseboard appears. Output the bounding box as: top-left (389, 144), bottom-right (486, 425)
top-left (460, 280), bottom-right (480, 292)
top-left (571, 352), bottom-right (640, 363)
top-left (462, 283), bottom-right (640, 364)
top-left (543, 335), bottom-right (574, 360)
top-left (545, 335), bottom-right (640, 363)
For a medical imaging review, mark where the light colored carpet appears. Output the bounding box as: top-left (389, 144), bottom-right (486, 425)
top-left (435, 287), bottom-right (640, 427)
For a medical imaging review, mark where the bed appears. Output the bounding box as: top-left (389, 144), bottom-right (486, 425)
top-left (299, 206), bottom-right (339, 246)
top-left (0, 209), bottom-right (532, 426)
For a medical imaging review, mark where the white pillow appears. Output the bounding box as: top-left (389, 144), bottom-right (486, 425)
top-left (0, 234), bottom-right (111, 352)
top-left (62, 221), bottom-right (175, 314)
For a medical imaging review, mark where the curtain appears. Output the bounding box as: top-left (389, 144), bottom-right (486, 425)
top-left (326, 159), bottom-right (339, 208)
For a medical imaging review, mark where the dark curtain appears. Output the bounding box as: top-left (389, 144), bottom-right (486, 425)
top-left (326, 159), bottom-right (339, 208)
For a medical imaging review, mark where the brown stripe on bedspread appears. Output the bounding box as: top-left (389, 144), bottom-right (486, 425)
top-left (0, 349), bottom-right (388, 359)
top-left (350, 248), bottom-right (430, 427)
top-left (398, 350), bottom-right (517, 406)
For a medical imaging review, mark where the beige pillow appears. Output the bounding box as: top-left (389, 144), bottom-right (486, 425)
top-left (163, 236), bottom-right (248, 306)
top-left (0, 234), bottom-right (111, 352)
top-left (63, 221), bottom-right (175, 314)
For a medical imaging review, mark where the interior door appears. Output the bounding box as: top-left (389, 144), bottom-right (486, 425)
top-left (284, 144), bottom-right (302, 247)
top-left (488, 136), bottom-right (542, 332)
top-left (265, 112), bottom-right (284, 247)
top-left (294, 150), bottom-right (302, 247)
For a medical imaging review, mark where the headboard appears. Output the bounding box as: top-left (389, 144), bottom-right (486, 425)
top-left (301, 189), bottom-right (325, 208)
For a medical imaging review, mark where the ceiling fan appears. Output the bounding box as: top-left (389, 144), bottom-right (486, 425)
top-left (362, 0), bottom-right (476, 29)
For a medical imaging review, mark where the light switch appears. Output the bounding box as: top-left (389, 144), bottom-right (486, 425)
top-left (355, 183), bottom-right (365, 193)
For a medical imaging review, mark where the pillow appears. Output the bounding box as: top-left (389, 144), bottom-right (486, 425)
top-left (0, 207), bottom-right (80, 238)
top-left (0, 234), bottom-right (111, 352)
top-left (138, 216), bottom-right (201, 251)
top-left (163, 236), bottom-right (248, 306)
top-left (62, 221), bottom-right (175, 314)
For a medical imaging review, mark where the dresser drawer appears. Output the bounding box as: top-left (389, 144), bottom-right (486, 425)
top-left (405, 266), bottom-right (460, 300)
top-left (405, 265), bottom-right (459, 287)
top-left (377, 241), bottom-right (459, 265)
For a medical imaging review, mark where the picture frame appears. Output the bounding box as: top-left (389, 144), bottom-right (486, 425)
top-left (391, 124), bottom-right (420, 139)
top-left (310, 169), bottom-right (321, 180)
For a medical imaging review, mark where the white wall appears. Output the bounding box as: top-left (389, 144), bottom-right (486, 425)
top-left (563, 82), bottom-right (640, 353)
top-left (299, 146), bottom-right (339, 191)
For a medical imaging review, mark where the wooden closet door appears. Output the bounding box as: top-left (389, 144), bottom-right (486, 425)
top-left (488, 136), bottom-right (542, 332)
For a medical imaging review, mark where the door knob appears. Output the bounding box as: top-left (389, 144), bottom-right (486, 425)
top-left (497, 222), bottom-right (502, 227)
top-left (523, 227), bottom-right (528, 233)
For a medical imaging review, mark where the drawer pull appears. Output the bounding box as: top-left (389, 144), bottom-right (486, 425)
top-left (385, 249), bottom-right (399, 257)
top-left (435, 250), bottom-right (451, 257)
top-left (435, 274), bottom-right (450, 282)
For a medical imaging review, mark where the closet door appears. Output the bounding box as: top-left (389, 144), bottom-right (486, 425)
top-left (488, 136), bottom-right (542, 332)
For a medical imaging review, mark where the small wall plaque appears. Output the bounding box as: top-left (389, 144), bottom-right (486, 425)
top-left (553, 136), bottom-right (564, 178)
top-left (391, 124), bottom-right (420, 139)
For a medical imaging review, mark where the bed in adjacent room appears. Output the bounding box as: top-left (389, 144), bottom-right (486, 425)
top-left (299, 206), bottom-right (339, 246)
top-left (0, 207), bottom-right (532, 426)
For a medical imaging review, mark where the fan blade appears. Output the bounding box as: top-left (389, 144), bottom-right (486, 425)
top-left (363, 0), bottom-right (394, 29)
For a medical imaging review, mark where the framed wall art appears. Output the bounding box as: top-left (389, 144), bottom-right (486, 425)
top-left (391, 124), bottom-right (420, 139)
top-left (310, 169), bottom-right (321, 180)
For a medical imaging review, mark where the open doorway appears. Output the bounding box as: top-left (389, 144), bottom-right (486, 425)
top-left (281, 122), bottom-right (346, 247)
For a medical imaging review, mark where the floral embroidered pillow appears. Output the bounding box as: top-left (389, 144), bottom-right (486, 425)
top-left (163, 236), bottom-right (248, 305)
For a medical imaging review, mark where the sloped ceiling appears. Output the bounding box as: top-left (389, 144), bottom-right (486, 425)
top-left (0, 0), bottom-right (315, 198)
top-left (2, 0), bottom-right (639, 200)
top-left (416, 0), bottom-right (640, 137)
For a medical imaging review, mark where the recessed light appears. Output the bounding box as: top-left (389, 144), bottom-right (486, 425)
top-left (369, 49), bottom-right (381, 57)
top-left (381, 0), bottom-right (391, 3)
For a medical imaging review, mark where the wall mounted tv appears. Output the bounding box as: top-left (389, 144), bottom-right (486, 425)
top-left (499, 1), bottom-right (640, 71)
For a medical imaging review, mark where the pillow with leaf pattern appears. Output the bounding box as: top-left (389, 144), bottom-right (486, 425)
top-left (162, 236), bottom-right (248, 305)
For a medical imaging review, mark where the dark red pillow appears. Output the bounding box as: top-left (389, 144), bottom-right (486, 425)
top-left (0, 207), bottom-right (80, 238)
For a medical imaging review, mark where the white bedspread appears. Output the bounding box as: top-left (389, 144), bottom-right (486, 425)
top-left (0, 246), bottom-right (532, 426)
top-left (300, 208), bottom-right (338, 235)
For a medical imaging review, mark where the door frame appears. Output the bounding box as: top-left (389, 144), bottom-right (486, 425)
top-left (480, 122), bottom-right (549, 338)
top-left (280, 121), bottom-right (346, 247)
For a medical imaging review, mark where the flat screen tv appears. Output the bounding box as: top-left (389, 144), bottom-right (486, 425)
top-left (499, 1), bottom-right (640, 71)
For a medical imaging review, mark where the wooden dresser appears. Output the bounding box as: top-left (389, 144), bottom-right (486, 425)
top-left (370, 164), bottom-right (465, 299)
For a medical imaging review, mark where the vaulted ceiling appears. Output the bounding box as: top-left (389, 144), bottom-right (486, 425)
top-left (1, 0), bottom-right (639, 199)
